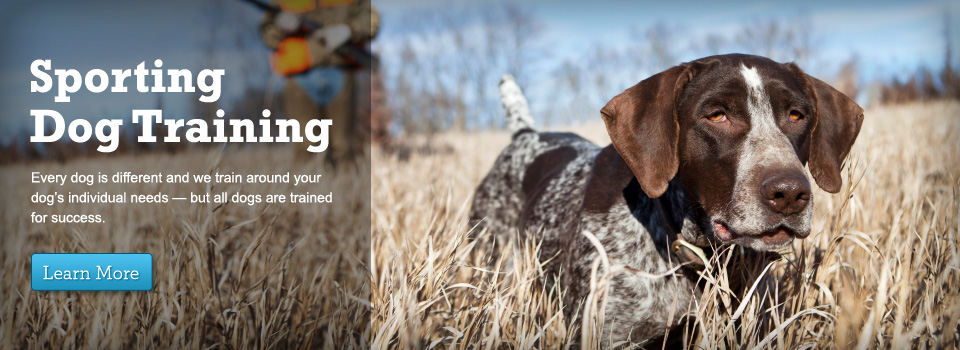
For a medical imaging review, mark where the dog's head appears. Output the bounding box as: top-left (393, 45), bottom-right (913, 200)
top-left (601, 54), bottom-right (864, 251)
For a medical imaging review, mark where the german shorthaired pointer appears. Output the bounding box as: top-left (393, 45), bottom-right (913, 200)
top-left (469, 54), bottom-right (864, 344)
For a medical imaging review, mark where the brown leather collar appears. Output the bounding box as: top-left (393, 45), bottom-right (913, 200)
top-left (654, 198), bottom-right (711, 270)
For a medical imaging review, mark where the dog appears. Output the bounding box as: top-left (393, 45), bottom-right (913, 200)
top-left (469, 54), bottom-right (864, 344)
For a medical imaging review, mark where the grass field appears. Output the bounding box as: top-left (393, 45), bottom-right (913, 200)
top-left (370, 101), bottom-right (960, 349)
top-left (2, 101), bottom-right (959, 349)
top-left (1, 147), bottom-right (371, 349)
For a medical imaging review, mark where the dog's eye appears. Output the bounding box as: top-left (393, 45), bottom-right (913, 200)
top-left (706, 112), bottom-right (727, 122)
top-left (789, 111), bottom-right (804, 122)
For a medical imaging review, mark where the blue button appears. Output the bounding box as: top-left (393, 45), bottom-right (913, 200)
top-left (31, 253), bottom-right (153, 291)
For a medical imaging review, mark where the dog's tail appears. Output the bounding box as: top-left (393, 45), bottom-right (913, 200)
top-left (499, 74), bottom-right (534, 137)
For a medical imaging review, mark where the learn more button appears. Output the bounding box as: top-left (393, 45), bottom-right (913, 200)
top-left (31, 253), bottom-right (153, 291)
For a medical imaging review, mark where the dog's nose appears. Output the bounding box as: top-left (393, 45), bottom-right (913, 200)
top-left (760, 171), bottom-right (811, 215)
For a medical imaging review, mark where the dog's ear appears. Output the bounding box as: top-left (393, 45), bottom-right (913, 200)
top-left (788, 65), bottom-right (864, 193)
top-left (600, 64), bottom-right (693, 198)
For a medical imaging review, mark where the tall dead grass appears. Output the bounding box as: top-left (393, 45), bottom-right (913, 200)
top-left (371, 101), bottom-right (960, 348)
top-left (1, 101), bottom-right (957, 349)
top-left (1, 147), bottom-right (371, 349)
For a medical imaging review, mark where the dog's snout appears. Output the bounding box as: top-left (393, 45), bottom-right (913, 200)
top-left (760, 171), bottom-right (811, 215)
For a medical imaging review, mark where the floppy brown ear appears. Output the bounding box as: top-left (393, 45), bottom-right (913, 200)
top-left (600, 64), bottom-right (693, 198)
top-left (803, 74), bottom-right (865, 193)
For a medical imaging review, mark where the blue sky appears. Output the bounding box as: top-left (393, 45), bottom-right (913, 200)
top-left (378, 0), bottom-right (959, 80)
top-left (0, 0), bottom-right (957, 143)
top-left (376, 0), bottom-right (959, 128)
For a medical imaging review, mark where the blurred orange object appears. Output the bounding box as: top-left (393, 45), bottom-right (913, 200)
top-left (279, 0), bottom-right (315, 13)
top-left (319, 0), bottom-right (353, 7)
top-left (271, 37), bottom-right (312, 76)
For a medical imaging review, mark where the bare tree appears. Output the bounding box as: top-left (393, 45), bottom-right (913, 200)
top-left (502, 5), bottom-right (543, 88)
top-left (380, 4), bottom-right (545, 134)
top-left (942, 11), bottom-right (960, 100)
top-left (552, 59), bottom-right (588, 126)
top-left (734, 16), bottom-right (817, 66)
top-left (631, 22), bottom-right (678, 73)
top-left (700, 34), bottom-right (728, 57)
top-left (834, 56), bottom-right (859, 99)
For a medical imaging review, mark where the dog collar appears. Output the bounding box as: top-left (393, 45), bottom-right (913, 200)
top-left (654, 198), bottom-right (711, 270)
top-left (671, 237), bottom-right (710, 269)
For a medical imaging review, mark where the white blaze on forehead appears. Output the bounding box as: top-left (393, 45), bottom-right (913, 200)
top-left (740, 64), bottom-right (773, 125)
top-left (741, 64), bottom-right (764, 90)
top-left (738, 63), bottom-right (795, 166)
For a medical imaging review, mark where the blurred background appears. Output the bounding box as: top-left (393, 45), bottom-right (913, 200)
top-left (1, 2), bottom-right (375, 346)
top-left (375, 0), bottom-right (960, 135)
top-left (1, 0), bottom-right (958, 162)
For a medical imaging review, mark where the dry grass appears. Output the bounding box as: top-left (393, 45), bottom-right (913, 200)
top-left (1, 101), bottom-right (958, 349)
top-left (371, 101), bottom-right (960, 349)
top-left (1, 147), bottom-right (371, 349)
